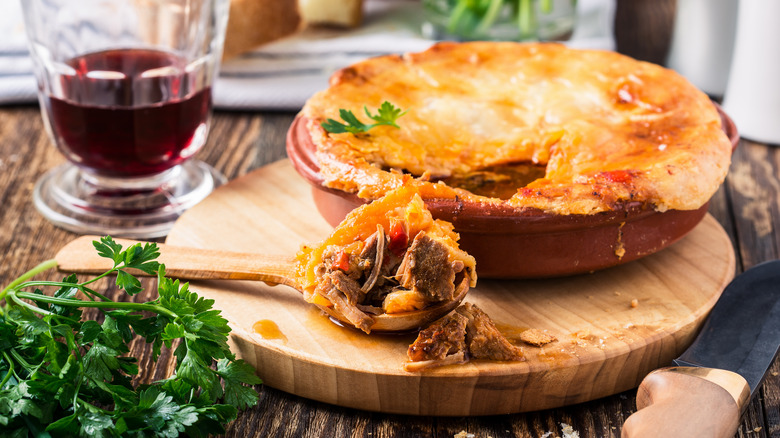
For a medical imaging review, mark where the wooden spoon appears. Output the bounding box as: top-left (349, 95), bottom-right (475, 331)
top-left (55, 236), bottom-right (468, 333)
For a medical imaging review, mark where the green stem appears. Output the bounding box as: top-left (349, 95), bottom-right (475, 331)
top-left (8, 293), bottom-right (65, 319)
top-left (540, 0), bottom-right (553, 14)
top-left (447, 0), bottom-right (470, 34)
top-left (0, 351), bottom-right (14, 389)
top-left (79, 266), bottom-right (121, 287)
top-left (12, 280), bottom-right (117, 303)
top-left (15, 291), bottom-right (175, 319)
top-left (81, 285), bottom-right (112, 302)
top-left (476, 0), bottom-right (505, 33)
top-left (12, 280), bottom-right (84, 289)
top-left (9, 349), bottom-right (34, 371)
top-left (517, 0), bottom-right (537, 40)
top-left (0, 259), bottom-right (58, 314)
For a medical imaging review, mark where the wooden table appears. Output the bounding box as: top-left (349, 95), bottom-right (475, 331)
top-left (1, 104), bottom-right (778, 438)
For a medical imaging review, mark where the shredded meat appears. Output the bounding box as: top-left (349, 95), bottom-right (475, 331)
top-left (397, 233), bottom-right (458, 302)
top-left (405, 303), bottom-right (524, 371)
top-left (315, 272), bottom-right (374, 333)
top-left (297, 185), bottom-right (478, 334)
top-left (359, 225), bottom-right (386, 292)
top-left (456, 303), bottom-right (523, 361)
top-left (407, 311), bottom-right (468, 362)
top-left (315, 230), bottom-right (467, 333)
top-left (309, 212), bottom-right (473, 333)
top-left (329, 270), bottom-right (365, 305)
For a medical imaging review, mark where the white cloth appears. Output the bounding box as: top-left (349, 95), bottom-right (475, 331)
top-left (0, 0), bottom-right (614, 111)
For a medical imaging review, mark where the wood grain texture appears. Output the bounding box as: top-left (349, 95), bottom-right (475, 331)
top-left (163, 159), bottom-right (735, 416)
top-left (1, 104), bottom-right (779, 437)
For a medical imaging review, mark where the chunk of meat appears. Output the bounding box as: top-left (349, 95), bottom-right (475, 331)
top-left (405, 303), bottom-right (524, 371)
top-left (407, 311), bottom-right (468, 362)
top-left (397, 233), bottom-right (459, 302)
top-left (456, 303), bottom-right (523, 361)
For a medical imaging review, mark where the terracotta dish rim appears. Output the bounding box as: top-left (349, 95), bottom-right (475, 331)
top-left (286, 104), bottom-right (739, 278)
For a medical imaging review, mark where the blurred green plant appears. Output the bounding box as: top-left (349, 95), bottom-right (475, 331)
top-left (426, 0), bottom-right (578, 41)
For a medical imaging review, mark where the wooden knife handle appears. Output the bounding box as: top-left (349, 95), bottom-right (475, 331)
top-left (622, 367), bottom-right (750, 438)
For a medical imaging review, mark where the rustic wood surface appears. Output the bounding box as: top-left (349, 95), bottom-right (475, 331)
top-left (1, 105), bottom-right (779, 437)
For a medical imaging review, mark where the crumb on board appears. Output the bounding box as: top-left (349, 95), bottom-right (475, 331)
top-left (561, 423), bottom-right (580, 438)
top-left (630, 298), bottom-right (639, 308)
top-left (574, 329), bottom-right (590, 339)
top-left (453, 432), bottom-right (493, 438)
top-left (541, 423), bottom-right (580, 438)
top-left (520, 328), bottom-right (558, 347)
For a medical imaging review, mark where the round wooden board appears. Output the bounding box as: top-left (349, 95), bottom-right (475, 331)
top-left (166, 159), bottom-right (736, 416)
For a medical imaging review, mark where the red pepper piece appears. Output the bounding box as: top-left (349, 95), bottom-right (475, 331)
top-left (388, 220), bottom-right (409, 257)
top-left (332, 250), bottom-right (351, 272)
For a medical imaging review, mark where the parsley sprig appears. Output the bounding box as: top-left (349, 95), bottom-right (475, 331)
top-left (0, 236), bottom-right (261, 437)
top-left (321, 101), bottom-right (407, 134)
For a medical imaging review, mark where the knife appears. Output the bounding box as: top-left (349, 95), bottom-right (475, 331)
top-left (622, 259), bottom-right (780, 438)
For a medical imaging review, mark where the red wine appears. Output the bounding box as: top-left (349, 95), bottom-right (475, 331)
top-left (45, 49), bottom-right (212, 178)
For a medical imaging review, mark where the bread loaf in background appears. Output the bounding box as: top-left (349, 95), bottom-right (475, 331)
top-left (299, 0), bottom-right (363, 28)
top-left (223, 0), bottom-right (365, 59)
top-left (222, 0), bottom-right (302, 59)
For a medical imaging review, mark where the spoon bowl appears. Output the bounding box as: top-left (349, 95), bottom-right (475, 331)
top-left (55, 236), bottom-right (468, 333)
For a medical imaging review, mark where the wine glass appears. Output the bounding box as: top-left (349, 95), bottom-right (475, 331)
top-left (21, 0), bottom-right (230, 238)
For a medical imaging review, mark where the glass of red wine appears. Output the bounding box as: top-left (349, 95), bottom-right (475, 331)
top-left (21, 0), bottom-right (229, 238)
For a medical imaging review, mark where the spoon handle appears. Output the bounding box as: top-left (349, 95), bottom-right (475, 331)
top-left (55, 236), bottom-right (300, 289)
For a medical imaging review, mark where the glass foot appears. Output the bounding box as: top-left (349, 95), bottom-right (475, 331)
top-left (33, 160), bottom-right (226, 239)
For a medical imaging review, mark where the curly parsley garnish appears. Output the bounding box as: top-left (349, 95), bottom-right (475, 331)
top-left (321, 101), bottom-right (407, 134)
top-left (0, 236), bottom-right (261, 437)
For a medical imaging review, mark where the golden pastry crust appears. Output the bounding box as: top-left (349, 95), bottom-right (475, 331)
top-left (300, 42), bottom-right (732, 215)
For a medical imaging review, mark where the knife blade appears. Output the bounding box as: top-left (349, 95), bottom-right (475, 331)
top-left (622, 259), bottom-right (780, 438)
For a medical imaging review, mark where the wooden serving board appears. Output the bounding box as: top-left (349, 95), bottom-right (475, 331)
top-left (166, 160), bottom-right (736, 416)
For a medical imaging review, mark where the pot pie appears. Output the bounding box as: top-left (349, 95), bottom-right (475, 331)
top-left (299, 42), bottom-right (733, 216)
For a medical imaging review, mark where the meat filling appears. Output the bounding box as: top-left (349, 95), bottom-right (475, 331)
top-left (457, 303), bottom-right (523, 361)
top-left (314, 272), bottom-right (373, 333)
top-left (397, 233), bottom-right (461, 302)
top-left (407, 311), bottom-right (468, 363)
top-left (313, 226), bottom-right (469, 333)
top-left (296, 185), bottom-right (477, 334)
top-left (405, 303), bottom-right (524, 371)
